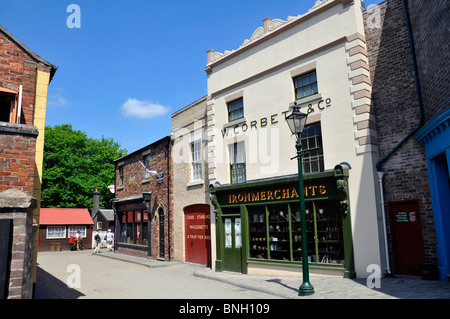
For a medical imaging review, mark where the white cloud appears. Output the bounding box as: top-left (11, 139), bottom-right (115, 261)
top-left (122, 98), bottom-right (171, 118)
top-left (48, 88), bottom-right (68, 106)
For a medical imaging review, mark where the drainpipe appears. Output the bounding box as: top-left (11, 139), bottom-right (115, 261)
top-left (375, 0), bottom-right (425, 276)
top-left (377, 172), bottom-right (391, 275)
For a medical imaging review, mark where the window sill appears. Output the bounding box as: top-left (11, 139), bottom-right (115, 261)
top-left (223, 117), bottom-right (246, 130)
top-left (187, 180), bottom-right (204, 187)
top-left (291, 93), bottom-right (322, 106)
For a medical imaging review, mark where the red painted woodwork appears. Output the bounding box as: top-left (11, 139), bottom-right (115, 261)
top-left (389, 200), bottom-right (425, 276)
top-left (184, 204), bottom-right (211, 266)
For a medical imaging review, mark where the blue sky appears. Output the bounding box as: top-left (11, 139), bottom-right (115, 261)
top-left (1, 0), bottom-right (380, 154)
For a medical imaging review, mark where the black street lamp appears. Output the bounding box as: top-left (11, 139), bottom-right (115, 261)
top-left (285, 102), bottom-right (315, 296)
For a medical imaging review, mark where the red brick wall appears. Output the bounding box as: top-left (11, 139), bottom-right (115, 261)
top-left (364, 0), bottom-right (436, 266)
top-left (115, 137), bottom-right (174, 260)
top-left (0, 125), bottom-right (38, 195)
top-left (0, 32), bottom-right (52, 125)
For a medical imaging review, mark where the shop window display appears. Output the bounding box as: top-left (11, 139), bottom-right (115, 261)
top-left (248, 201), bottom-right (344, 265)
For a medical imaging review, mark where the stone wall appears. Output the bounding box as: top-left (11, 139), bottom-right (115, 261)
top-left (0, 188), bottom-right (37, 299)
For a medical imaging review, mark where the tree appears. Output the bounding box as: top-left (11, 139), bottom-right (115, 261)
top-left (42, 124), bottom-right (127, 209)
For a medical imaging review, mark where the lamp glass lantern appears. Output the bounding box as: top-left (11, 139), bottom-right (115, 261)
top-left (286, 103), bottom-right (314, 296)
top-left (286, 104), bottom-right (308, 140)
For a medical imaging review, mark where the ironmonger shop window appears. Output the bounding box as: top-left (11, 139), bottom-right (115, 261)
top-left (301, 123), bottom-right (324, 174)
top-left (230, 142), bottom-right (246, 184)
top-left (228, 98), bottom-right (244, 122)
top-left (294, 71), bottom-right (318, 100)
top-left (248, 201), bottom-right (344, 265)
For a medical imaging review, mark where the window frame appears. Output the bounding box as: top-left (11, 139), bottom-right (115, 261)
top-left (143, 154), bottom-right (151, 179)
top-left (68, 226), bottom-right (87, 238)
top-left (230, 142), bottom-right (246, 184)
top-left (46, 226), bottom-right (67, 239)
top-left (227, 98), bottom-right (244, 122)
top-left (190, 140), bottom-right (202, 182)
top-left (300, 122), bottom-right (324, 174)
top-left (0, 89), bottom-right (18, 124)
top-left (118, 165), bottom-right (124, 187)
top-left (293, 70), bottom-right (318, 100)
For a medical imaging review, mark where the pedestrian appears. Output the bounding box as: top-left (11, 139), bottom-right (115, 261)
top-left (94, 229), bottom-right (101, 253)
top-left (75, 230), bottom-right (82, 251)
top-left (106, 229), bottom-right (114, 252)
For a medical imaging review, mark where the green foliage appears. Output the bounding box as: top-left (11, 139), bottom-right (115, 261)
top-left (42, 124), bottom-right (127, 209)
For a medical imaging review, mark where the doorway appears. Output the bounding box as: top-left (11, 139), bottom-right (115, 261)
top-left (223, 216), bottom-right (242, 273)
top-left (184, 204), bottom-right (211, 266)
top-left (389, 200), bottom-right (425, 276)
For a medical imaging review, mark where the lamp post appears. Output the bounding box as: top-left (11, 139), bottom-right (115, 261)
top-left (286, 102), bottom-right (314, 296)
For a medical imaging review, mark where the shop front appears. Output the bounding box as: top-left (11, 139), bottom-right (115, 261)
top-left (112, 193), bottom-right (153, 258)
top-left (210, 165), bottom-right (355, 278)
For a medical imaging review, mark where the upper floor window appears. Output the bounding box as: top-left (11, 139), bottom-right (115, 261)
top-left (230, 142), bottom-right (246, 184)
top-left (228, 98), bottom-right (244, 122)
top-left (294, 71), bottom-right (318, 100)
top-left (190, 140), bottom-right (202, 181)
top-left (143, 154), bottom-right (151, 179)
top-left (0, 92), bottom-right (17, 123)
top-left (300, 122), bottom-right (324, 174)
top-left (118, 165), bottom-right (124, 187)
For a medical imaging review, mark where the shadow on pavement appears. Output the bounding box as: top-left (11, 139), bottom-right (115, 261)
top-left (35, 264), bottom-right (85, 299)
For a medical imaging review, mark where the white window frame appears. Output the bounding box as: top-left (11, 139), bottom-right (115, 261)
top-left (190, 139), bottom-right (202, 182)
top-left (68, 226), bottom-right (87, 238)
top-left (46, 226), bottom-right (66, 239)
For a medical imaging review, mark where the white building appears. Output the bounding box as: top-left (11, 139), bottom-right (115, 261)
top-left (205, 0), bottom-right (386, 278)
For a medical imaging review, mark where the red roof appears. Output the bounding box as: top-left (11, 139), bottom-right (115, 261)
top-left (40, 208), bottom-right (94, 225)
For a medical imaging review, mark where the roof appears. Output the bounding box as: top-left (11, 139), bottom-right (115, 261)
top-left (93, 209), bottom-right (114, 221)
top-left (40, 208), bottom-right (94, 226)
top-left (0, 24), bottom-right (58, 81)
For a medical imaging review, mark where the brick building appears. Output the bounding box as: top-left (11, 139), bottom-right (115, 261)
top-left (172, 96), bottom-right (212, 266)
top-left (0, 24), bottom-right (56, 298)
top-left (112, 136), bottom-right (174, 260)
top-left (364, 0), bottom-right (449, 280)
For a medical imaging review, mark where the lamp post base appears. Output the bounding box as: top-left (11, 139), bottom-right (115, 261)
top-left (299, 282), bottom-right (315, 296)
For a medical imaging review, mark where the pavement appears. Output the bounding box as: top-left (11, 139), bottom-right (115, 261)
top-left (93, 250), bottom-right (450, 299)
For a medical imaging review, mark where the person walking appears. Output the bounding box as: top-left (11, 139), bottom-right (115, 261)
top-left (106, 229), bottom-right (114, 252)
top-left (94, 229), bottom-right (101, 253)
top-left (75, 230), bottom-right (82, 251)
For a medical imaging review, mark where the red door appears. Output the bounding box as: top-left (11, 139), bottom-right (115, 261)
top-left (389, 200), bottom-right (425, 276)
top-left (184, 204), bottom-right (211, 266)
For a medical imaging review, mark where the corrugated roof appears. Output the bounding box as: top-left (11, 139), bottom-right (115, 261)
top-left (40, 208), bottom-right (94, 225)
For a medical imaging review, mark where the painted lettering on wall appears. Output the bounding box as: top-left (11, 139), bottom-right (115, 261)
top-left (221, 98), bottom-right (331, 137)
top-left (227, 185), bottom-right (327, 204)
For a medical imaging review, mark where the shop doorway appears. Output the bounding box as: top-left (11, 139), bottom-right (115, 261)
top-left (223, 216), bottom-right (242, 273)
top-left (184, 204), bottom-right (211, 266)
top-left (389, 200), bottom-right (425, 276)
top-left (159, 208), bottom-right (165, 259)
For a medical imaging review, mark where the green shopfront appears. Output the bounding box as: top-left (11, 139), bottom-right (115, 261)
top-left (210, 165), bottom-right (355, 278)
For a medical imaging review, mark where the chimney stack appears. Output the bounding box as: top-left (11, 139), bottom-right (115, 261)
top-left (92, 188), bottom-right (100, 217)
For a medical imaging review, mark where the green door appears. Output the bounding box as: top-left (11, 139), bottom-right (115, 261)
top-left (223, 217), bottom-right (242, 273)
